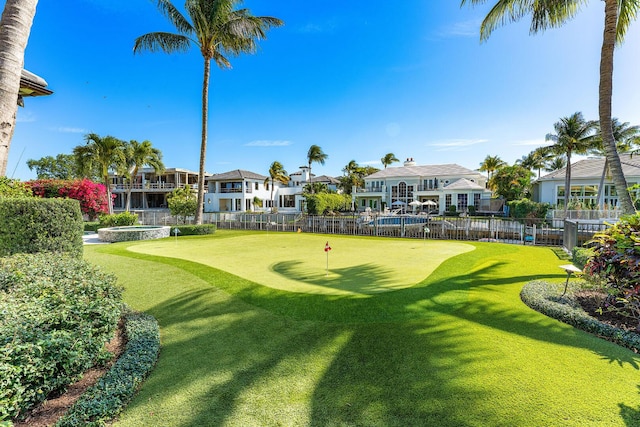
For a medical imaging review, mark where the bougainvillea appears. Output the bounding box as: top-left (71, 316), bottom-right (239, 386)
top-left (585, 213), bottom-right (640, 329)
top-left (27, 179), bottom-right (110, 220)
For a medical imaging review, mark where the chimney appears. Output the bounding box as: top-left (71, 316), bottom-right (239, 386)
top-left (404, 157), bottom-right (416, 167)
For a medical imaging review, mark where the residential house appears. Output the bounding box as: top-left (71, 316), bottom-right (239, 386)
top-left (533, 154), bottom-right (640, 209)
top-left (353, 158), bottom-right (493, 214)
top-left (111, 167), bottom-right (201, 210)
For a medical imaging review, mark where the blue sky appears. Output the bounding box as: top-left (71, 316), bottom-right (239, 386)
top-left (7, 0), bottom-right (640, 180)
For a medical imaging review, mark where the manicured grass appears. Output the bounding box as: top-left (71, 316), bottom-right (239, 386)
top-left (85, 231), bottom-right (640, 426)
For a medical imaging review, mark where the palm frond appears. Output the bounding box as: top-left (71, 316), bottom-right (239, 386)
top-left (134, 32), bottom-right (192, 54)
top-left (156, 0), bottom-right (195, 35)
top-left (617, 0), bottom-right (640, 43)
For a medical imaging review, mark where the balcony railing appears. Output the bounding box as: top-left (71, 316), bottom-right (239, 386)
top-left (112, 183), bottom-right (196, 191)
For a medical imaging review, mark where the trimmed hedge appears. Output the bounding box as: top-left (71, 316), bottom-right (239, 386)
top-left (173, 224), bottom-right (216, 236)
top-left (520, 280), bottom-right (640, 353)
top-left (0, 198), bottom-right (83, 258)
top-left (55, 309), bottom-right (160, 427)
top-left (0, 253), bottom-right (122, 421)
top-left (304, 193), bottom-right (351, 215)
top-left (98, 212), bottom-right (138, 228)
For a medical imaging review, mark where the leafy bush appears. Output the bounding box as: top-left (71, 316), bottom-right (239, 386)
top-left (507, 199), bottom-right (550, 221)
top-left (572, 246), bottom-right (594, 270)
top-left (98, 212), bottom-right (139, 228)
top-left (467, 205), bottom-right (476, 215)
top-left (0, 198), bottom-right (83, 258)
top-left (584, 213), bottom-right (640, 327)
top-left (445, 205), bottom-right (459, 217)
top-left (173, 224), bottom-right (217, 236)
top-left (0, 253), bottom-right (122, 421)
top-left (55, 309), bottom-right (160, 427)
top-left (28, 179), bottom-right (110, 220)
top-left (167, 185), bottom-right (197, 224)
top-left (0, 177), bottom-right (32, 198)
top-left (304, 193), bottom-right (351, 215)
top-left (84, 222), bottom-right (101, 232)
top-left (520, 280), bottom-right (640, 353)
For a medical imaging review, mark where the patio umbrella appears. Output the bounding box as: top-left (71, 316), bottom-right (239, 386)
top-left (422, 200), bottom-right (437, 206)
top-left (391, 200), bottom-right (406, 206)
top-left (409, 200), bottom-right (422, 207)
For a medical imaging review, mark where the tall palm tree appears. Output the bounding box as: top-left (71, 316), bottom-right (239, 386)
top-left (478, 155), bottom-right (506, 182)
top-left (264, 160), bottom-right (288, 213)
top-left (123, 140), bottom-right (165, 211)
top-left (544, 156), bottom-right (566, 173)
top-left (306, 145), bottom-right (328, 193)
top-left (516, 149), bottom-right (549, 179)
top-left (381, 153), bottom-right (399, 169)
top-left (460, 0), bottom-right (639, 213)
top-left (590, 118), bottom-right (640, 207)
top-left (0, 0), bottom-right (38, 176)
top-left (73, 133), bottom-right (126, 215)
top-left (342, 160), bottom-right (358, 176)
top-left (134, 0), bottom-right (283, 224)
top-left (545, 112), bottom-right (598, 216)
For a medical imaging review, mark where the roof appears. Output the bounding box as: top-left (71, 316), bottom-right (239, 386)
top-left (365, 163), bottom-right (480, 179)
top-left (139, 167), bottom-right (202, 175)
top-left (537, 154), bottom-right (640, 181)
top-left (312, 175), bottom-right (340, 184)
top-left (19, 69), bottom-right (53, 97)
top-left (443, 178), bottom-right (486, 191)
top-left (206, 169), bottom-right (267, 181)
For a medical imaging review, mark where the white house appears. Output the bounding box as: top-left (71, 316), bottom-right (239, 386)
top-left (533, 154), bottom-right (640, 208)
top-left (353, 158), bottom-right (493, 214)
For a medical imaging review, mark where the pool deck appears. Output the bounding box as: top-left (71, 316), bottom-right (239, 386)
top-left (83, 232), bottom-right (109, 245)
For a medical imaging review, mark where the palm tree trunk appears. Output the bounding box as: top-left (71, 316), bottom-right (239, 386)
top-left (103, 172), bottom-right (113, 215)
top-left (0, 0), bottom-right (38, 176)
top-left (195, 57), bottom-right (211, 224)
top-left (564, 152), bottom-right (571, 218)
top-left (600, 0), bottom-right (634, 214)
top-left (597, 158), bottom-right (608, 208)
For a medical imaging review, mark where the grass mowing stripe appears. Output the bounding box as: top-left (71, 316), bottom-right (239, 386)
top-left (84, 232), bottom-right (640, 426)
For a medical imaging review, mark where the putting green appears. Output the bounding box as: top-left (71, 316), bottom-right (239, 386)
top-left (128, 233), bottom-right (474, 296)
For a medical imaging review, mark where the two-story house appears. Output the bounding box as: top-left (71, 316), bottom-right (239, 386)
top-left (353, 158), bottom-right (492, 214)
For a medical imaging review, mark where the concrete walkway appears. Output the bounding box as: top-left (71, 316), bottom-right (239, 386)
top-left (82, 232), bottom-right (109, 245)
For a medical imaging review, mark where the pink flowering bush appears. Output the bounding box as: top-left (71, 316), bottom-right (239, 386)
top-left (28, 179), bottom-right (110, 220)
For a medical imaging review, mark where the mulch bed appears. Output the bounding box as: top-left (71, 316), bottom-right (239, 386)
top-left (575, 290), bottom-right (640, 334)
top-left (13, 321), bottom-right (126, 427)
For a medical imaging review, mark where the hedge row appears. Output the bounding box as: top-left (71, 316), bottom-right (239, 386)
top-left (520, 280), bottom-right (640, 353)
top-left (55, 309), bottom-right (160, 427)
top-left (0, 198), bottom-right (83, 258)
top-left (0, 253), bottom-right (122, 421)
top-left (173, 224), bottom-right (216, 236)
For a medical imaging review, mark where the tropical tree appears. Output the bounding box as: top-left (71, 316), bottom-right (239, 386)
top-left (544, 156), bottom-right (566, 172)
top-left (265, 160), bottom-right (289, 213)
top-left (478, 155), bottom-right (506, 182)
top-left (27, 153), bottom-right (83, 180)
top-left (590, 118), bottom-right (640, 207)
top-left (134, 0), bottom-right (283, 224)
top-left (0, 0), bottom-right (38, 176)
top-left (545, 112), bottom-right (598, 215)
top-left (306, 145), bottom-right (328, 193)
top-left (488, 164), bottom-right (533, 201)
top-left (460, 0), bottom-right (639, 214)
top-left (123, 140), bottom-right (165, 211)
top-left (73, 133), bottom-right (126, 214)
top-left (381, 153), bottom-right (399, 169)
top-left (167, 184), bottom-right (197, 224)
top-left (517, 147), bottom-right (553, 178)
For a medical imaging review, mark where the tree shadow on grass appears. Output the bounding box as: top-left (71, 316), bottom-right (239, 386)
top-left (620, 385), bottom-right (640, 426)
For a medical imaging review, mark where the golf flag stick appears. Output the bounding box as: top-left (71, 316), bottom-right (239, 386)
top-left (324, 241), bottom-right (331, 276)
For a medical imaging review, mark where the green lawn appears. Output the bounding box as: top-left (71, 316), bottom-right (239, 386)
top-left (85, 231), bottom-right (640, 426)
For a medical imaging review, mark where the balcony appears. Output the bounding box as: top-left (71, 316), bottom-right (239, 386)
top-left (112, 183), bottom-right (196, 191)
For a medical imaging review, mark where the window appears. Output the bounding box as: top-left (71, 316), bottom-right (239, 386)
top-left (399, 182), bottom-right (407, 197)
top-left (445, 194), bottom-right (452, 210)
top-left (473, 193), bottom-right (481, 209)
top-left (283, 195), bottom-right (295, 207)
top-left (458, 194), bottom-right (468, 211)
top-left (255, 182), bottom-right (259, 190)
top-left (556, 184), bottom-right (600, 208)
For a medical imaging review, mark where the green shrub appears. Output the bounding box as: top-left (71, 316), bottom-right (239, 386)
top-left (172, 224), bottom-right (216, 236)
top-left (98, 212), bottom-right (138, 228)
top-left (55, 309), bottom-right (160, 427)
top-left (84, 222), bottom-right (101, 232)
top-left (0, 177), bottom-right (32, 198)
top-left (467, 205), bottom-right (476, 215)
top-left (507, 199), bottom-right (550, 221)
top-left (520, 280), bottom-right (640, 353)
top-left (572, 246), bottom-right (594, 270)
top-left (584, 213), bottom-right (640, 327)
top-left (0, 198), bottom-right (83, 258)
top-left (0, 253), bottom-right (122, 421)
top-left (445, 205), bottom-right (459, 217)
top-left (304, 193), bottom-right (351, 215)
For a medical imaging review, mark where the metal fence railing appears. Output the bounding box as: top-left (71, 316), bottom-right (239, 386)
top-left (129, 210), bottom-right (612, 247)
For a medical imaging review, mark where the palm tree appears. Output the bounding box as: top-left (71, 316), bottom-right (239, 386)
top-left (478, 155), bottom-right (506, 182)
top-left (516, 150), bottom-right (548, 179)
top-left (590, 118), bottom-right (640, 207)
top-left (264, 161), bottom-right (288, 213)
top-left (123, 140), bottom-right (165, 211)
top-left (381, 153), bottom-right (399, 169)
top-left (306, 145), bottom-right (328, 193)
top-left (0, 0), bottom-right (38, 176)
top-left (545, 112), bottom-right (598, 216)
top-left (73, 133), bottom-right (126, 215)
top-left (544, 156), bottom-right (566, 173)
top-left (460, 0), bottom-right (639, 213)
top-left (134, 0), bottom-right (283, 224)
top-left (342, 160), bottom-right (358, 176)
